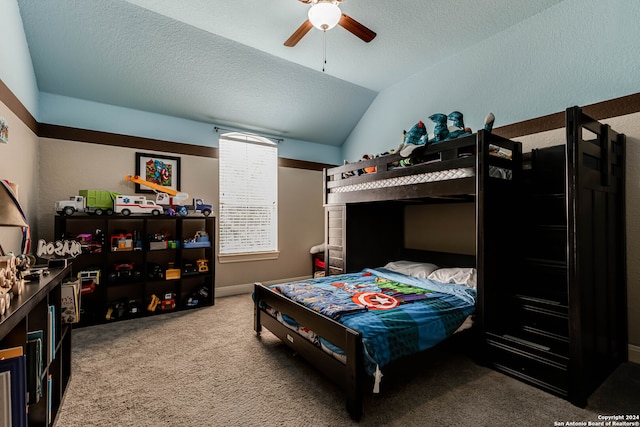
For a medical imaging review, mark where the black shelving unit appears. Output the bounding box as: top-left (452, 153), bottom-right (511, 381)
top-left (54, 215), bottom-right (215, 327)
top-left (0, 265), bottom-right (72, 426)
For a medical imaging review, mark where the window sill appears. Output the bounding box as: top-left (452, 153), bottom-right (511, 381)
top-left (218, 251), bottom-right (280, 264)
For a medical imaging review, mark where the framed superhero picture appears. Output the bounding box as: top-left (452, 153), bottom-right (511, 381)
top-left (135, 152), bottom-right (181, 193)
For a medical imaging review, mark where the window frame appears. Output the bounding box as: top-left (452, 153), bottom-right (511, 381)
top-left (218, 132), bottom-right (279, 263)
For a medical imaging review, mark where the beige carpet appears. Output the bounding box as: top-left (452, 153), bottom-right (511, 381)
top-left (56, 294), bottom-right (640, 426)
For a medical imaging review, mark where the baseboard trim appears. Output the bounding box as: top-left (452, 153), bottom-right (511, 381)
top-left (215, 275), bottom-right (311, 298)
top-left (629, 344), bottom-right (640, 364)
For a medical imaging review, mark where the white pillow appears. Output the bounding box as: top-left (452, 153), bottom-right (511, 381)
top-left (427, 267), bottom-right (477, 288)
top-left (383, 260), bottom-right (439, 278)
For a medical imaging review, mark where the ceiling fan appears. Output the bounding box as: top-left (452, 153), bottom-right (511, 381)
top-left (284, 0), bottom-right (376, 47)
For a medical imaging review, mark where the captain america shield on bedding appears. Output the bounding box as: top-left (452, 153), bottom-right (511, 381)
top-left (270, 268), bottom-right (476, 375)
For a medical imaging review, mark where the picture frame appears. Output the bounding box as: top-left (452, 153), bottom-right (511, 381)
top-left (135, 152), bottom-right (181, 193)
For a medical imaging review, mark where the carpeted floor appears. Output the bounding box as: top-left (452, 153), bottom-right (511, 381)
top-left (56, 294), bottom-right (640, 426)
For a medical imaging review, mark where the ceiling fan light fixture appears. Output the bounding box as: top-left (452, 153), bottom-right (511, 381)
top-left (308, 2), bottom-right (341, 31)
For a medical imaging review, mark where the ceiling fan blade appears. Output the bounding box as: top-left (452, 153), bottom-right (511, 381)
top-left (338, 13), bottom-right (376, 43)
top-left (284, 20), bottom-right (313, 47)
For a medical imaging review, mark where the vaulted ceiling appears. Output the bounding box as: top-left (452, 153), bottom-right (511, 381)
top-left (17, 0), bottom-right (565, 146)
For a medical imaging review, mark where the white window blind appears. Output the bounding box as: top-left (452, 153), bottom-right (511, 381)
top-left (219, 132), bottom-right (278, 256)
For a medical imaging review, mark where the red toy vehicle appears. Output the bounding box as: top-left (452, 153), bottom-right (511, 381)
top-left (108, 262), bottom-right (142, 282)
top-left (160, 292), bottom-right (176, 311)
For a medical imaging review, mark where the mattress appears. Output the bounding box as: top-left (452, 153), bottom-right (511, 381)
top-left (330, 166), bottom-right (511, 194)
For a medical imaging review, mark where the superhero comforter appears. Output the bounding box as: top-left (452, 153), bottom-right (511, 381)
top-left (269, 268), bottom-right (476, 376)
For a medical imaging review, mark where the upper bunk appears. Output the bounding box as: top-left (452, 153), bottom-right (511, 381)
top-left (324, 130), bottom-right (522, 205)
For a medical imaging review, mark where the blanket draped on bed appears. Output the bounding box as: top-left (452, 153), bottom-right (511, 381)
top-left (270, 268), bottom-right (476, 375)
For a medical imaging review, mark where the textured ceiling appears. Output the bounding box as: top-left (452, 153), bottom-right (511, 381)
top-left (17, 0), bottom-right (565, 147)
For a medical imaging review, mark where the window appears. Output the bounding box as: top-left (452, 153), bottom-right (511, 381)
top-left (218, 132), bottom-right (278, 261)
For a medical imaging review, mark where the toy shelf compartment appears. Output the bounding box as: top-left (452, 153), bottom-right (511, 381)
top-left (54, 216), bottom-right (216, 327)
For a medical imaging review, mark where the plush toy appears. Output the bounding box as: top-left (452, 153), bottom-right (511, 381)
top-left (362, 154), bottom-right (377, 173)
top-left (404, 120), bottom-right (427, 145)
top-left (398, 120), bottom-right (428, 157)
top-left (448, 111), bottom-right (465, 129)
top-left (446, 111), bottom-right (472, 139)
top-left (484, 112), bottom-right (495, 133)
top-left (428, 113), bottom-right (449, 143)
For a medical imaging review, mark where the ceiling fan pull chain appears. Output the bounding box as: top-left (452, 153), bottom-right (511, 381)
top-left (322, 30), bottom-right (327, 72)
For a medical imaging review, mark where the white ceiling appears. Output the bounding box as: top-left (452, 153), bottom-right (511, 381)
top-left (17, 0), bottom-right (565, 147)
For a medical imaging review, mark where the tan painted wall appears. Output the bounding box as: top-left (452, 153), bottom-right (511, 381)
top-left (37, 138), bottom-right (325, 289)
top-left (405, 203), bottom-right (476, 255)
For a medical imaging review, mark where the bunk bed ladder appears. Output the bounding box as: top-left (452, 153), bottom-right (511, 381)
top-left (565, 106), bottom-right (627, 406)
top-left (483, 106), bottom-right (627, 407)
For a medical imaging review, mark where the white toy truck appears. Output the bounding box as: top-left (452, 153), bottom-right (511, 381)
top-left (113, 195), bottom-right (163, 216)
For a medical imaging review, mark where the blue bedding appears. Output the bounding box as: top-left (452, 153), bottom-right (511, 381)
top-left (269, 268), bottom-right (476, 375)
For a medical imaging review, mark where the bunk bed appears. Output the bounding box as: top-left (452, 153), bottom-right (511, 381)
top-left (254, 129), bottom-right (522, 420)
top-left (253, 106), bottom-right (627, 420)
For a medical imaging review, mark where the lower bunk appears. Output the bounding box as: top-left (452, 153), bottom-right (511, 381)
top-left (253, 251), bottom-right (476, 420)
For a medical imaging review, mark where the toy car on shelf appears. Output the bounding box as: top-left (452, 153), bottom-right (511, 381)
top-left (160, 292), bottom-right (176, 311)
top-left (78, 268), bottom-right (101, 294)
top-left (182, 259), bottom-right (199, 276)
top-left (183, 230), bottom-right (210, 248)
top-left (197, 258), bottom-right (209, 273)
top-left (105, 299), bottom-right (142, 321)
top-left (108, 262), bottom-right (142, 282)
top-left (73, 231), bottom-right (104, 254)
top-left (146, 262), bottom-right (164, 280)
top-left (165, 262), bottom-right (181, 280)
top-left (111, 232), bottom-right (134, 252)
top-left (185, 286), bottom-right (210, 307)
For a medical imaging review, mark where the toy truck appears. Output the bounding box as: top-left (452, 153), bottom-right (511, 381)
top-left (159, 196), bottom-right (212, 217)
top-left (188, 198), bottom-right (213, 217)
top-left (114, 195), bottom-right (163, 216)
top-left (55, 190), bottom-right (120, 216)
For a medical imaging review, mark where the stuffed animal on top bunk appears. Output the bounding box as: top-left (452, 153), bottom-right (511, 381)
top-left (396, 111), bottom-right (497, 162)
top-left (341, 111), bottom-right (498, 177)
top-left (341, 147), bottom-right (399, 178)
top-left (446, 111), bottom-right (473, 139)
top-left (397, 120), bottom-right (428, 158)
top-left (427, 113), bottom-right (450, 142)
top-left (428, 111), bottom-right (475, 143)
top-left (484, 112), bottom-right (495, 133)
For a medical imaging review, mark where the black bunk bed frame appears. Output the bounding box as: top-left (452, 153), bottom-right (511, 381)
top-left (255, 129), bottom-right (521, 420)
top-left (254, 106), bottom-right (627, 420)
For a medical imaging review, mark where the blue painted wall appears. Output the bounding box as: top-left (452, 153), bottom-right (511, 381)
top-left (342, 0), bottom-right (640, 161)
top-left (0, 0), bottom-right (38, 115)
top-left (38, 92), bottom-right (342, 165)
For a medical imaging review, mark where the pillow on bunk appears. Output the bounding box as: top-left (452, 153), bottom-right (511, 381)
top-left (383, 260), bottom-right (439, 278)
top-left (428, 267), bottom-right (477, 288)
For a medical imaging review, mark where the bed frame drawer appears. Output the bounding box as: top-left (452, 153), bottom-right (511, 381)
top-left (485, 334), bottom-right (569, 397)
top-left (513, 296), bottom-right (569, 339)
